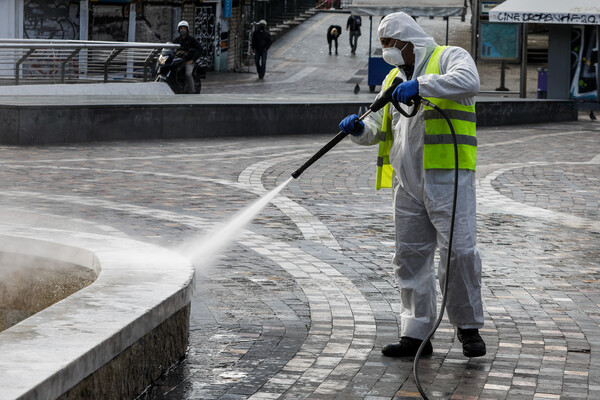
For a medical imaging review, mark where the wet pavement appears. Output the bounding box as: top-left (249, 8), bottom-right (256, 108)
top-left (2, 9), bottom-right (600, 400)
top-left (1, 116), bottom-right (598, 400)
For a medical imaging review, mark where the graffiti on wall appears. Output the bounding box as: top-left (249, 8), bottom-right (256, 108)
top-left (22, 1), bottom-right (80, 77)
top-left (194, 4), bottom-right (217, 69)
top-left (24, 0), bottom-right (79, 40)
top-left (91, 5), bottom-right (127, 42)
top-left (571, 26), bottom-right (599, 100)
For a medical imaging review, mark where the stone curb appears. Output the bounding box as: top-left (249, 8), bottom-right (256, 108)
top-left (0, 225), bottom-right (195, 400)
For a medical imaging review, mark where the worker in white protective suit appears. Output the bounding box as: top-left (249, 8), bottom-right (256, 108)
top-left (338, 12), bottom-right (485, 358)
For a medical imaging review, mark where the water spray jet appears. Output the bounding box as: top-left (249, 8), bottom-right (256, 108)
top-left (180, 177), bottom-right (293, 270)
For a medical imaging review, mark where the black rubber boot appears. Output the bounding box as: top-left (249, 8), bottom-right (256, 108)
top-left (382, 337), bottom-right (433, 357)
top-left (457, 328), bottom-right (486, 357)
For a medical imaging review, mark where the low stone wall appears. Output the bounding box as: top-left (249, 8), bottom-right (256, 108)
top-left (59, 305), bottom-right (190, 400)
top-left (0, 227), bottom-right (195, 400)
top-left (0, 94), bottom-right (578, 145)
top-left (475, 98), bottom-right (578, 126)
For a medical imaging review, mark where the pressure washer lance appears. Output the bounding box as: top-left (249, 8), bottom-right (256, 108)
top-left (291, 77), bottom-right (409, 179)
top-left (290, 78), bottom-right (459, 400)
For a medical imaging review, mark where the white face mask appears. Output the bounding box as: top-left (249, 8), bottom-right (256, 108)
top-left (382, 41), bottom-right (409, 66)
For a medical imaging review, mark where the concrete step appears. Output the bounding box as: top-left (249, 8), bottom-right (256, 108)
top-left (269, 8), bottom-right (317, 43)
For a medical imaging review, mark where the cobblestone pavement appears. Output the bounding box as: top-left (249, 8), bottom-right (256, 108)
top-left (0, 117), bottom-right (598, 400)
top-left (3, 10), bottom-right (600, 400)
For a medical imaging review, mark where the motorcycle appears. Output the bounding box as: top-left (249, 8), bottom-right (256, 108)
top-left (154, 48), bottom-right (206, 94)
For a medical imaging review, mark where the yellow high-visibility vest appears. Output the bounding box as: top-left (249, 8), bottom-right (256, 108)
top-left (375, 67), bottom-right (400, 190)
top-left (423, 46), bottom-right (477, 170)
top-left (375, 46), bottom-right (477, 189)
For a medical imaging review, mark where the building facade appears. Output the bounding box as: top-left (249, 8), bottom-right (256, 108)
top-left (0, 0), bottom-right (249, 72)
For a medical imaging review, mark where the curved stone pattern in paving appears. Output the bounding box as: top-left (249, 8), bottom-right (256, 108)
top-left (0, 121), bottom-right (598, 400)
top-left (491, 164), bottom-right (600, 220)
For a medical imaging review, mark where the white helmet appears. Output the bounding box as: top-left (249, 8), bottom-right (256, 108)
top-left (177, 20), bottom-right (189, 30)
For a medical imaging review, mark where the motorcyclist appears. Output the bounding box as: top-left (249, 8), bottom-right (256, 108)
top-left (173, 20), bottom-right (202, 93)
top-left (338, 12), bottom-right (485, 358)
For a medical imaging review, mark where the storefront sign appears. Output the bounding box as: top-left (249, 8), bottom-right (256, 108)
top-left (490, 11), bottom-right (599, 25)
top-left (223, 0), bottom-right (232, 18)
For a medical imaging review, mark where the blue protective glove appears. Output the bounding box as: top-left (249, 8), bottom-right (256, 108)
top-left (339, 114), bottom-right (364, 136)
top-left (392, 79), bottom-right (419, 105)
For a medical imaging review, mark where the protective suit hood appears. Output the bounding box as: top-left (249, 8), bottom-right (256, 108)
top-left (377, 12), bottom-right (437, 70)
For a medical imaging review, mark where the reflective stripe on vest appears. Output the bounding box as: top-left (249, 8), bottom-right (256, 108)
top-left (423, 45), bottom-right (477, 170)
top-left (375, 67), bottom-right (400, 190)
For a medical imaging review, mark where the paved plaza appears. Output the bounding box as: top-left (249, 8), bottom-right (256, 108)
top-left (2, 10), bottom-right (600, 400)
top-left (1, 114), bottom-right (598, 400)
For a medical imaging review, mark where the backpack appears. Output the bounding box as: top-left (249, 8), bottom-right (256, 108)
top-left (354, 16), bottom-right (361, 27)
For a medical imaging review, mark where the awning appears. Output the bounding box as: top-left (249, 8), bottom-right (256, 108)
top-left (489, 0), bottom-right (600, 25)
top-left (349, 0), bottom-right (466, 17)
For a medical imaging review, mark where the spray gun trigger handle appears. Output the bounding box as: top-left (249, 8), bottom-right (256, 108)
top-left (406, 95), bottom-right (422, 108)
top-left (391, 96), bottom-right (421, 118)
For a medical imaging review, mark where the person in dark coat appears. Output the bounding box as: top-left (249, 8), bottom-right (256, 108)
top-left (173, 20), bottom-right (202, 93)
top-left (346, 14), bottom-right (362, 55)
top-left (327, 25), bottom-right (342, 55)
top-left (252, 20), bottom-right (272, 79)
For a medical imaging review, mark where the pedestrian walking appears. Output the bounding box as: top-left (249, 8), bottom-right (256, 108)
top-left (338, 12), bottom-right (486, 358)
top-left (327, 25), bottom-right (342, 55)
top-left (252, 20), bottom-right (272, 79)
top-left (346, 14), bottom-right (362, 54)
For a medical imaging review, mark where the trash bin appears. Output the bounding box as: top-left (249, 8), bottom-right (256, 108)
top-left (537, 67), bottom-right (548, 99)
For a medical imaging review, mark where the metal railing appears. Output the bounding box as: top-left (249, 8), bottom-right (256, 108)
top-left (0, 39), bottom-right (179, 85)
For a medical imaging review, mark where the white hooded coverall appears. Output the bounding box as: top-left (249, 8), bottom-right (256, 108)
top-left (351, 12), bottom-right (484, 340)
